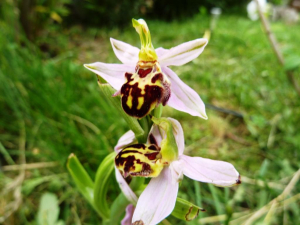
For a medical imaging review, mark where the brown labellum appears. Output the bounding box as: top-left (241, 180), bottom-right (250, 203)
top-left (121, 66), bottom-right (170, 118)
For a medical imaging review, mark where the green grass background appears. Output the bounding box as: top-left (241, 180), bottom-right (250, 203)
top-left (1, 14), bottom-right (300, 224)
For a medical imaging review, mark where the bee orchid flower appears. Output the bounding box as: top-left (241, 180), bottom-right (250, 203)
top-left (84, 19), bottom-right (208, 119)
top-left (114, 117), bottom-right (241, 225)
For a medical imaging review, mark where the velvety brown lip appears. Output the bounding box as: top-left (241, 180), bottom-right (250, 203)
top-left (121, 65), bottom-right (171, 118)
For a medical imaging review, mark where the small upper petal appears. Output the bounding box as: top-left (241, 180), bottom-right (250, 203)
top-left (167, 118), bottom-right (185, 156)
top-left (148, 118), bottom-right (185, 155)
top-left (169, 161), bottom-right (184, 184)
top-left (115, 168), bottom-right (138, 204)
top-left (114, 130), bottom-right (136, 153)
top-left (132, 168), bottom-right (178, 225)
top-left (159, 38), bottom-right (208, 66)
top-left (110, 38), bottom-right (139, 65)
top-left (84, 62), bottom-right (134, 90)
top-left (179, 155), bottom-right (240, 187)
top-left (163, 67), bottom-right (207, 119)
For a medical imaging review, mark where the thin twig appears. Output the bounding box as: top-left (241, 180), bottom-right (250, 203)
top-left (0, 121), bottom-right (26, 223)
top-left (241, 176), bottom-right (285, 190)
top-left (243, 169), bottom-right (300, 225)
top-left (206, 104), bottom-right (244, 118)
top-left (197, 193), bottom-right (300, 225)
top-left (267, 114), bottom-right (281, 148)
top-left (255, 0), bottom-right (300, 96)
top-left (198, 211), bottom-right (250, 224)
top-left (0, 142), bottom-right (15, 165)
top-left (225, 133), bottom-right (251, 146)
top-left (62, 112), bottom-right (101, 134)
top-left (230, 194), bottom-right (300, 225)
top-left (2, 161), bottom-right (59, 171)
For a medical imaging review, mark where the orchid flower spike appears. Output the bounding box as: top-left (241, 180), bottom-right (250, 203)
top-left (114, 117), bottom-right (241, 225)
top-left (84, 19), bottom-right (208, 119)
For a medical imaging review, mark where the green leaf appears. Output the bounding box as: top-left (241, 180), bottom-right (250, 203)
top-left (55, 221), bottom-right (65, 225)
top-left (152, 103), bottom-right (163, 119)
top-left (130, 177), bottom-right (145, 191)
top-left (67, 153), bottom-right (94, 206)
top-left (22, 175), bottom-right (63, 196)
top-left (0, 142), bottom-right (15, 165)
top-left (37, 192), bottom-right (60, 225)
top-left (284, 55), bottom-right (300, 71)
top-left (93, 152), bottom-right (115, 220)
top-left (109, 193), bottom-right (130, 225)
top-left (172, 198), bottom-right (205, 221)
top-left (98, 83), bottom-right (144, 138)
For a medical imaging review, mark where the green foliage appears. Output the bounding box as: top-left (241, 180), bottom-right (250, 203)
top-left (172, 198), bottom-right (205, 221)
top-left (37, 192), bottom-right (64, 225)
top-left (1, 12), bottom-right (300, 224)
top-left (284, 55), bottom-right (300, 71)
top-left (93, 152), bottom-right (115, 220)
top-left (67, 154), bottom-right (94, 207)
top-left (66, 0), bottom-right (146, 28)
top-left (149, 0), bottom-right (248, 21)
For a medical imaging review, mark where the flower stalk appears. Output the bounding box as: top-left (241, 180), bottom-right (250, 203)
top-left (67, 17), bottom-right (242, 225)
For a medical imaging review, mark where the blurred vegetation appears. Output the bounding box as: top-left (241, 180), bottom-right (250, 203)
top-left (1, 0), bottom-right (300, 224)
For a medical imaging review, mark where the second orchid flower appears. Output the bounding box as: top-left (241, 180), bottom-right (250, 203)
top-left (114, 117), bottom-right (240, 225)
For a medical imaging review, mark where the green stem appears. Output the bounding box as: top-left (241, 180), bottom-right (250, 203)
top-left (0, 142), bottom-right (15, 165)
top-left (194, 181), bottom-right (202, 222)
top-left (208, 184), bottom-right (223, 215)
top-left (109, 193), bottom-right (130, 225)
top-left (152, 104), bottom-right (163, 118)
top-left (93, 152), bottom-right (115, 220)
top-left (137, 115), bottom-right (152, 143)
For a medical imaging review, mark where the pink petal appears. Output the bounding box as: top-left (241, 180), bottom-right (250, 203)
top-left (159, 38), bottom-right (208, 66)
top-left (170, 161), bottom-right (184, 184)
top-left (179, 155), bottom-right (240, 187)
top-left (121, 204), bottom-right (135, 225)
top-left (163, 66), bottom-right (207, 119)
top-left (110, 38), bottom-right (139, 65)
top-left (155, 47), bottom-right (169, 57)
top-left (114, 130), bottom-right (136, 153)
top-left (132, 168), bottom-right (178, 225)
top-left (115, 168), bottom-right (138, 204)
top-left (84, 62), bottom-right (134, 90)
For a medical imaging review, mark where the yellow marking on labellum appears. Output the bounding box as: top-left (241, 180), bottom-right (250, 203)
top-left (115, 143), bottom-right (164, 178)
top-left (121, 64), bottom-right (171, 118)
top-left (126, 95), bottom-right (133, 109)
top-left (137, 97), bottom-right (144, 110)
